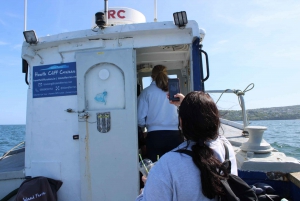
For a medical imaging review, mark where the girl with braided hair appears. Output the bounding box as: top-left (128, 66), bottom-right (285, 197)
top-left (136, 91), bottom-right (237, 201)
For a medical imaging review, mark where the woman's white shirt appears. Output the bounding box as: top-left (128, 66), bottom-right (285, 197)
top-left (137, 81), bottom-right (178, 132)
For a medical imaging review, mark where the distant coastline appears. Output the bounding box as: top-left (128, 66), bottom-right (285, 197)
top-left (1, 105), bottom-right (299, 125)
top-left (219, 105), bottom-right (300, 121)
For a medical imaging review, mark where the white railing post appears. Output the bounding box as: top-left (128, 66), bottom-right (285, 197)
top-left (205, 89), bottom-right (249, 129)
top-left (237, 94), bottom-right (249, 128)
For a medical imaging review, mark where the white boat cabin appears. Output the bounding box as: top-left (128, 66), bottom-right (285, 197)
top-left (20, 8), bottom-right (207, 200)
top-left (0, 6), bottom-right (298, 201)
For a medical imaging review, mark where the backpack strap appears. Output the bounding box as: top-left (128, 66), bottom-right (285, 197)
top-left (174, 143), bottom-right (231, 173)
top-left (174, 149), bottom-right (193, 157)
top-left (222, 142), bottom-right (232, 174)
top-left (223, 142), bottom-right (229, 160)
top-left (174, 143), bottom-right (230, 160)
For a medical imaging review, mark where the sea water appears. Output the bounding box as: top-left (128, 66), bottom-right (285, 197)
top-left (0, 120), bottom-right (299, 160)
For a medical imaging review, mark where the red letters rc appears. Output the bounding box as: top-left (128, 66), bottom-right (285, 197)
top-left (117, 10), bottom-right (125, 19)
top-left (108, 10), bottom-right (116, 19)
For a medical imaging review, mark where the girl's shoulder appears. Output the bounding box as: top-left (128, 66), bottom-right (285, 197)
top-left (207, 135), bottom-right (230, 147)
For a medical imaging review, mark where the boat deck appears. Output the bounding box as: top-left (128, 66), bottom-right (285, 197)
top-left (0, 149), bottom-right (25, 172)
top-left (220, 123), bottom-right (249, 147)
top-left (0, 149), bottom-right (26, 200)
top-left (0, 148), bottom-right (25, 179)
top-left (1, 123), bottom-right (300, 200)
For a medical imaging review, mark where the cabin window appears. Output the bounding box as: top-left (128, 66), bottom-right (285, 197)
top-left (142, 74), bottom-right (177, 89)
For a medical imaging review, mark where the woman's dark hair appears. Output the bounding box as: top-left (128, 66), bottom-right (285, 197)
top-left (179, 91), bottom-right (227, 198)
top-left (151, 65), bottom-right (168, 92)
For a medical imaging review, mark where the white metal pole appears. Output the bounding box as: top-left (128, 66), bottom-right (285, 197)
top-left (154, 0), bottom-right (157, 22)
top-left (104, 0), bottom-right (108, 26)
top-left (239, 95), bottom-right (249, 128)
top-left (24, 0), bottom-right (27, 31)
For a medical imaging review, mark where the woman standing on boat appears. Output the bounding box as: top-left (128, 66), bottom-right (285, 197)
top-left (136, 91), bottom-right (237, 201)
top-left (137, 65), bottom-right (183, 162)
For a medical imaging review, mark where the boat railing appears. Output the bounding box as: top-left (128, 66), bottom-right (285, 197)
top-left (0, 141), bottom-right (25, 160)
top-left (205, 89), bottom-right (250, 130)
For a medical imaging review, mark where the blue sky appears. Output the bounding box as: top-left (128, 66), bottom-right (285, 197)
top-left (0, 0), bottom-right (299, 124)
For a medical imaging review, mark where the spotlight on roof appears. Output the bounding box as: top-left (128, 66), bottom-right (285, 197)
top-left (95, 12), bottom-right (106, 28)
top-left (23, 30), bottom-right (38, 45)
top-left (173, 11), bottom-right (188, 28)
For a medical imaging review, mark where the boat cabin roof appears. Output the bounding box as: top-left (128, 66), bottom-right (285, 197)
top-left (22, 20), bottom-right (202, 73)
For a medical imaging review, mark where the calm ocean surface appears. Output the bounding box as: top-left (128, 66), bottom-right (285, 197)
top-left (0, 120), bottom-right (299, 160)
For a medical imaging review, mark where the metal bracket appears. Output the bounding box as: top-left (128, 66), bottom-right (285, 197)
top-left (59, 52), bottom-right (64, 63)
top-left (36, 52), bottom-right (44, 64)
top-left (78, 112), bottom-right (90, 119)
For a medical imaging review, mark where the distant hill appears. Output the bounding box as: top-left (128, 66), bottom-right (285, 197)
top-left (219, 105), bottom-right (300, 121)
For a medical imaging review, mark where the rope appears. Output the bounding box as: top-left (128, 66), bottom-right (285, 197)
top-left (236, 83), bottom-right (255, 110)
top-left (215, 89), bottom-right (230, 104)
top-left (215, 83), bottom-right (254, 105)
top-left (243, 83), bottom-right (255, 93)
top-left (214, 83), bottom-right (255, 130)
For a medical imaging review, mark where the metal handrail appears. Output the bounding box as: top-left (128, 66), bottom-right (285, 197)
top-left (200, 49), bottom-right (210, 82)
top-left (205, 89), bottom-right (249, 129)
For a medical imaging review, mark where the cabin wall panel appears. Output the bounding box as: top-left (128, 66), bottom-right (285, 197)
top-left (25, 94), bottom-right (80, 199)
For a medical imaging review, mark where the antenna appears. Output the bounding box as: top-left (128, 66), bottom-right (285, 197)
top-left (154, 0), bottom-right (157, 22)
top-left (104, 0), bottom-right (108, 26)
top-left (24, 0), bottom-right (27, 31)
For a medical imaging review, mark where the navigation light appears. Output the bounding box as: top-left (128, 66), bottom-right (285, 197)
top-left (173, 11), bottom-right (188, 28)
top-left (23, 30), bottom-right (38, 45)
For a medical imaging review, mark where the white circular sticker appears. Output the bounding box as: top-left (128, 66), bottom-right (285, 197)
top-left (99, 69), bottom-right (110, 80)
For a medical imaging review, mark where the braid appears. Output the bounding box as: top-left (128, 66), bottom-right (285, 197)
top-left (191, 144), bottom-right (227, 198)
top-left (179, 91), bottom-right (229, 198)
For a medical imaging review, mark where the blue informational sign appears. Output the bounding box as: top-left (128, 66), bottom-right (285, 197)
top-left (32, 62), bottom-right (77, 98)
